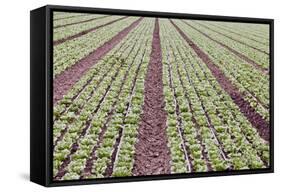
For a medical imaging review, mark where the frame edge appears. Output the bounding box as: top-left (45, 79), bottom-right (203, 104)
top-left (30, 5), bottom-right (48, 186)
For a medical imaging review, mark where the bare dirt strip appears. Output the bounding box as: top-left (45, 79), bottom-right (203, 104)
top-left (53, 16), bottom-right (128, 46)
top-left (132, 18), bottom-right (171, 176)
top-left (53, 17), bottom-right (143, 105)
top-left (54, 15), bottom-right (111, 29)
top-left (182, 21), bottom-right (269, 75)
top-left (194, 21), bottom-right (269, 55)
top-left (170, 20), bottom-right (269, 142)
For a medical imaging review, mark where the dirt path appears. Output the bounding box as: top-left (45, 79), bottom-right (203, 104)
top-left (53, 16), bottom-right (128, 46)
top-left (171, 20), bottom-right (269, 142)
top-left (53, 17), bottom-right (143, 105)
top-left (132, 18), bottom-right (171, 176)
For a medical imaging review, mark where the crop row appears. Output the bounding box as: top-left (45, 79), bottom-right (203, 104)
top-left (53, 18), bottom-right (154, 180)
top-left (172, 19), bottom-right (269, 122)
top-left (53, 12), bottom-right (87, 21)
top-left (186, 21), bottom-right (269, 69)
top-left (192, 21), bottom-right (269, 54)
top-left (203, 21), bottom-right (269, 46)
top-left (171, 19), bottom-right (269, 165)
top-left (53, 16), bottom-right (138, 77)
top-left (53, 13), bottom-right (108, 29)
top-left (53, 23), bottom-right (145, 177)
top-left (213, 21), bottom-right (269, 42)
top-left (53, 17), bottom-right (146, 155)
top-left (84, 20), bottom-right (153, 179)
top-left (61, 20), bottom-right (153, 180)
top-left (108, 21), bottom-right (153, 177)
top-left (161, 19), bottom-right (269, 170)
top-left (53, 15), bottom-right (119, 42)
top-left (53, 17), bottom-right (145, 126)
top-left (161, 19), bottom-right (229, 173)
top-left (53, 36), bottom-right (138, 146)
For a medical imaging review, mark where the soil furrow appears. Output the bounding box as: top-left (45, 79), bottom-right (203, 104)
top-left (181, 21), bottom-right (269, 75)
top-left (194, 21), bottom-right (269, 55)
top-left (53, 17), bottom-right (143, 105)
top-left (132, 19), bottom-right (171, 176)
top-left (54, 15), bottom-right (111, 29)
top-left (53, 16), bottom-right (128, 46)
top-left (171, 20), bottom-right (269, 142)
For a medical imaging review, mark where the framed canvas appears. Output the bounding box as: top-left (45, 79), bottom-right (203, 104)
top-left (30, 5), bottom-right (274, 187)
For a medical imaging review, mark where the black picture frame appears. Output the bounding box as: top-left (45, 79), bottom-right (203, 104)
top-left (30, 4), bottom-right (274, 187)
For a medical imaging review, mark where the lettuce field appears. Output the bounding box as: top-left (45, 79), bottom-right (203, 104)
top-left (52, 12), bottom-right (270, 181)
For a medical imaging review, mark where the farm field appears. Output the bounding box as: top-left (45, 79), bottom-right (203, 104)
top-left (52, 12), bottom-right (270, 181)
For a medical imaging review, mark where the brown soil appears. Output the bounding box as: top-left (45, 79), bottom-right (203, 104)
top-left (54, 15), bottom-right (111, 29)
top-left (171, 20), bottom-right (269, 142)
top-left (132, 18), bottom-right (171, 176)
top-left (183, 21), bottom-right (269, 75)
top-left (53, 17), bottom-right (143, 105)
top-left (194, 21), bottom-right (269, 55)
top-left (53, 16), bottom-right (128, 46)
